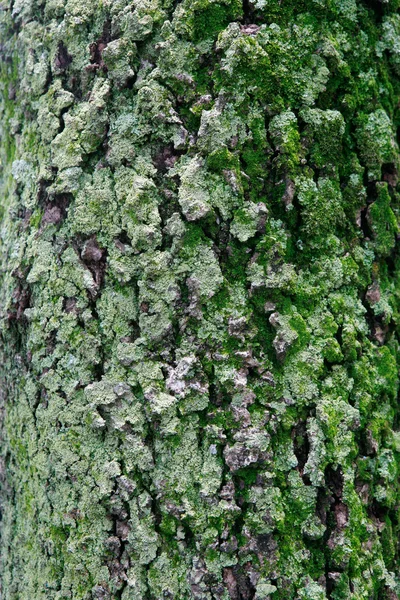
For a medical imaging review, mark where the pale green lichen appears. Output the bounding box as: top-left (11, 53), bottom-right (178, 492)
top-left (356, 109), bottom-right (398, 181)
top-left (0, 0), bottom-right (400, 599)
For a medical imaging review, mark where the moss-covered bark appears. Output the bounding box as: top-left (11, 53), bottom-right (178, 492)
top-left (0, 0), bottom-right (400, 598)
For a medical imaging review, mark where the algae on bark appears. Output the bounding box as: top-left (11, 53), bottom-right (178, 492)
top-left (0, 0), bottom-right (400, 599)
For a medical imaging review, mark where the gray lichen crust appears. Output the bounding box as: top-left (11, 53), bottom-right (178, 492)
top-left (0, 0), bottom-right (400, 599)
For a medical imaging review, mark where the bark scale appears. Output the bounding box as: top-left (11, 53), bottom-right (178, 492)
top-left (0, 0), bottom-right (400, 599)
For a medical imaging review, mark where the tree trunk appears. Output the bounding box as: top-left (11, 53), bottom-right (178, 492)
top-left (0, 0), bottom-right (400, 598)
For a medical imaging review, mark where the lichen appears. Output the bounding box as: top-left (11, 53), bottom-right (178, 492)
top-left (0, 0), bottom-right (400, 599)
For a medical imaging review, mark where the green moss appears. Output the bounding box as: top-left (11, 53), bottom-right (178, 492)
top-left (300, 108), bottom-right (345, 169)
top-left (177, 0), bottom-right (243, 42)
top-left (1, 0), bottom-right (400, 597)
top-left (207, 146), bottom-right (240, 173)
top-left (368, 183), bottom-right (399, 257)
top-left (269, 110), bottom-right (301, 173)
top-left (356, 109), bottom-right (398, 181)
top-left (296, 176), bottom-right (345, 239)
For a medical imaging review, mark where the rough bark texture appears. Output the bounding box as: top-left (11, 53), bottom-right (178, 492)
top-left (0, 0), bottom-right (400, 598)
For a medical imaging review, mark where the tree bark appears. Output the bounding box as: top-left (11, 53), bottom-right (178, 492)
top-left (0, 0), bottom-right (400, 598)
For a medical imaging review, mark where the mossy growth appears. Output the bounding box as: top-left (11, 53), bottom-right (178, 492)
top-left (368, 183), bottom-right (399, 257)
top-left (0, 0), bottom-right (400, 598)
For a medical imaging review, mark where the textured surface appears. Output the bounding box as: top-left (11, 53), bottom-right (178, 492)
top-left (0, 0), bottom-right (400, 598)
